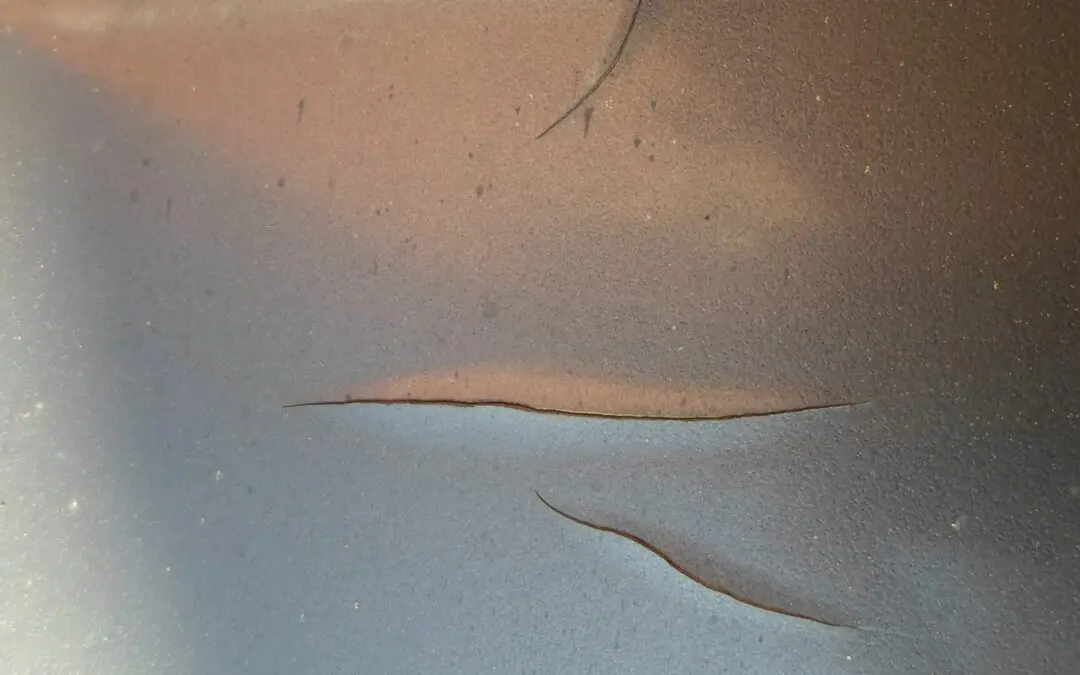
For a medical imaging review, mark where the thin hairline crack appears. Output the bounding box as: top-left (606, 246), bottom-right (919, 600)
top-left (535, 0), bottom-right (646, 139)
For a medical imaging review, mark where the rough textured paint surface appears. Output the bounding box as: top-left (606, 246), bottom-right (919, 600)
top-left (1, 1), bottom-right (1078, 673)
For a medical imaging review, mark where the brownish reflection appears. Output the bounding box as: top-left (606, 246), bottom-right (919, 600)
top-left (15, 0), bottom-right (1042, 413)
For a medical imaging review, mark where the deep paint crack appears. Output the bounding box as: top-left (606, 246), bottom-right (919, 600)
top-left (282, 395), bottom-right (913, 638)
top-left (534, 490), bottom-right (853, 629)
top-left (282, 397), bottom-right (867, 421)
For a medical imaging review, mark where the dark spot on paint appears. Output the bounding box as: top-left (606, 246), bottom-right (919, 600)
top-left (165, 197), bottom-right (172, 219)
top-left (375, 208), bottom-right (381, 215)
top-left (468, 152), bottom-right (474, 159)
top-left (476, 185), bottom-right (484, 197)
top-left (204, 288), bottom-right (214, 298)
top-left (633, 137), bottom-right (641, 148)
top-left (515, 106), bottom-right (521, 115)
top-left (648, 154), bottom-right (655, 162)
top-left (141, 157), bottom-right (150, 167)
top-left (371, 261), bottom-right (379, 276)
top-left (704, 214), bottom-right (710, 221)
top-left (277, 176), bottom-right (286, 188)
top-left (651, 100), bottom-right (657, 111)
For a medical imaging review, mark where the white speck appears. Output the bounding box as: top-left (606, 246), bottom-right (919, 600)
top-left (214, 469), bottom-right (224, 482)
top-left (68, 498), bottom-right (79, 513)
top-left (816, 94), bottom-right (822, 102)
top-left (951, 514), bottom-right (968, 531)
top-left (18, 401), bottom-right (45, 419)
top-left (992, 280), bottom-right (1000, 290)
top-left (863, 165), bottom-right (871, 175)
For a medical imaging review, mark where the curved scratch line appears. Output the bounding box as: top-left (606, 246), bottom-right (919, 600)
top-left (536, 0), bottom-right (645, 140)
top-left (534, 491), bottom-right (852, 629)
top-left (283, 397), bottom-right (865, 421)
